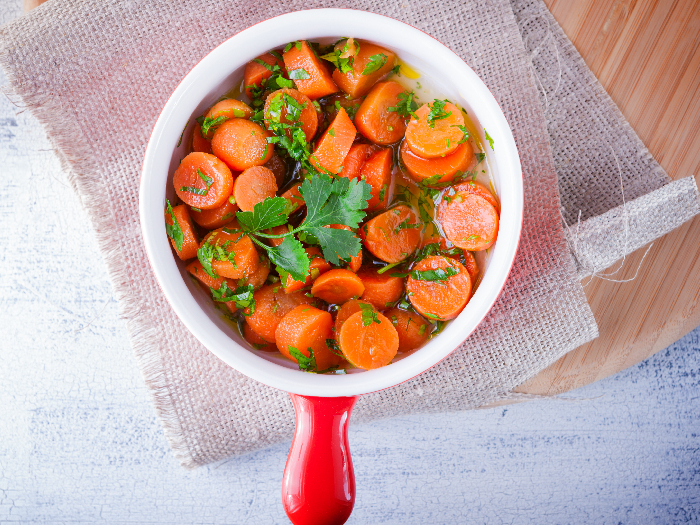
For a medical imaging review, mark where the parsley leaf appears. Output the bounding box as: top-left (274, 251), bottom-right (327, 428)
top-left (426, 99), bottom-right (452, 128)
top-left (266, 236), bottom-right (309, 283)
top-left (211, 282), bottom-right (255, 313)
top-left (410, 266), bottom-right (460, 282)
top-left (484, 128), bottom-right (495, 150)
top-left (359, 303), bottom-right (381, 327)
top-left (387, 91), bottom-right (418, 119)
top-left (319, 39), bottom-right (359, 74)
top-left (289, 346), bottom-right (316, 372)
top-left (475, 152), bottom-right (486, 164)
top-left (237, 196), bottom-right (289, 232)
top-left (394, 217), bottom-right (420, 234)
top-left (362, 53), bottom-right (388, 75)
top-left (165, 200), bottom-right (184, 252)
top-left (288, 68), bottom-right (310, 80)
top-left (326, 338), bottom-right (344, 358)
top-left (197, 237), bottom-right (218, 278)
top-left (452, 124), bottom-right (470, 144)
top-left (283, 41), bottom-right (303, 53)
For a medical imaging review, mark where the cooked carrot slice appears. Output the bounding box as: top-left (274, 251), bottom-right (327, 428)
top-left (276, 305), bottom-right (343, 371)
top-left (264, 88), bottom-right (318, 142)
top-left (404, 101), bottom-right (465, 159)
top-left (453, 180), bottom-right (500, 214)
top-left (245, 284), bottom-right (312, 343)
top-left (437, 192), bottom-right (499, 251)
top-left (283, 247), bottom-right (331, 293)
top-left (332, 42), bottom-right (396, 98)
top-left (337, 310), bottom-right (399, 369)
top-left (264, 153), bottom-right (288, 189)
top-left (233, 166), bottom-right (278, 212)
top-left (385, 307), bottom-right (430, 352)
top-left (340, 143), bottom-right (375, 181)
top-left (165, 204), bottom-right (199, 260)
top-left (191, 122), bottom-right (212, 154)
top-left (211, 119), bottom-right (273, 171)
top-left (281, 182), bottom-right (305, 213)
top-left (173, 152), bottom-right (234, 210)
top-left (333, 299), bottom-right (375, 337)
top-left (243, 257), bottom-right (270, 290)
top-left (186, 260), bottom-right (226, 290)
top-left (355, 81), bottom-right (409, 145)
top-left (327, 224), bottom-right (362, 272)
top-left (283, 41), bottom-right (338, 100)
top-left (400, 140), bottom-right (473, 186)
top-left (190, 198), bottom-right (238, 230)
top-left (243, 322), bottom-right (277, 352)
top-left (462, 251), bottom-right (479, 283)
top-left (323, 93), bottom-right (363, 124)
top-left (200, 228), bottom-right (260, 280)
top-left (311, 269), bottom-right (365, 304)
top-left (244, 51), bottom-right (286, 98)
top-left (406, 256), bottom-right (471, 321)
top-left (310, 108), bottom-right (356, 175)
top-left (200, 99), bottom-right (254, 139)
top-left (360, 205), bottom-right (421, 263)
top-left (360, 148), bottom-right (392, 211)
top-left (356, 267), bottom-right (405, 309)
top-left (266, 224), bottom-right (289, 247)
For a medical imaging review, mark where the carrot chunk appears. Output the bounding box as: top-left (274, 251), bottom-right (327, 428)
top-left (281, 182), bottom-right (305, 213)
top-left (310, 108), bottom-right (356, 175)
top-left (243, 257), bottom-right (270, 291)
top-left (332, 42), bottom-right (396, 98)
top-left (453, 180), bottom-right (500, 214)
top-left (283, 247), bottom-right (331, 293)
top-left (400, 140), bottom-right (473, 186)
top-left (404, 101), bottom-right (466, 159)
top-left (211, 119), bottom-right (273, 171)
top-left (406, 256), bottom-right (471, 321)
top-left (356, 267), bottom-right (405, 309)
top-left (311, 269), bottom-right (365, 304)
top-left (283, 41), bottom-right (338, 100)
top-left (264, 88), bottom-right (318, 142)
top-left (173, 152), bottom-right (234, 210)
top-left (360, 205), bottom-right (421, 263)
top-left (355, 81), bottom-right (409, 145)
top-left (200, 228), bottom-right (260, 280)
top-left (340, 143), bottom-right (375, 181)
top-left (233, 166), bottom-right (278, 212)
top-left (165, 204), bottom-right (199, 260)
top-left (337, 310), bottom-right (399, 369)
top-left (462, 251), bottom-right (479, 284)
top-left (327, 224), bottom-right (362, 272)
top-left (186, 260), bottom-right (225, 290)
top-left (334, 299), bottom-right (375, 337)
top-left (276, 305), bottom-right (343, 371)
top-left (191, 122), bottom-right (212, 153)
top-left (244, 51), bottom-right (286, 99)
top-left (243, 322), bottom-right (277, 352)
top-left (437, 192), bottom-right (499, 251)
top-left (385, 307), bottom-right (430, 352)
top-left (359, 148), bottom-right (392, 211)
top-left (245, 284), bottom-right (313, 343)
top-left (190, 198), bottom-right (238, 230)
top-left (199, 99), bottom-right (254, 139)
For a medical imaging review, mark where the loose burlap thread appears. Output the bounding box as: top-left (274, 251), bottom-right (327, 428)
top-left (1, 0), bottom-right (697, 468)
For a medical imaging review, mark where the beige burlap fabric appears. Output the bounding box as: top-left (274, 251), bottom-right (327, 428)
top-left (1, 0), bottom-right (697, 468)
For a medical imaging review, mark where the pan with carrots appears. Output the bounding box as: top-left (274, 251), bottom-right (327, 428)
top-left (141, 11), bottom-right (523, 525)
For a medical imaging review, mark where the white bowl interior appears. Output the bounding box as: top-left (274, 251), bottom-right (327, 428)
top-left (141, 9), bottom-right (523, 397)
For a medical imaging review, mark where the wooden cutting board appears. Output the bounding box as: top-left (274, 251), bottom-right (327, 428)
top-left (24, 0), bottom-right (700, 396)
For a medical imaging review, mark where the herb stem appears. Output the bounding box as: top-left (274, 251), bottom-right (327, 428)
top-left (377, 261), bottom-right (403, 274)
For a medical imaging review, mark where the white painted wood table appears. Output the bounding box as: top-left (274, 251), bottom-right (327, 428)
top-left (1, 2), bottom-right (699, 523)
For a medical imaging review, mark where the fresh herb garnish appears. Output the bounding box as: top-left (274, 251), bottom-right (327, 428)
top-left (410, 266), bottom-right (460, 282)
top-left (197, 168), bottom-right (213, 189)
top-left (426, 99), bottom-right (452, 128)
top-left (165, 200), bottom-right (184, 252)
top-left (288, 68), bottom-right (311, 80)
top-left (362, 53), bottom-right (388, 75)
top-left (387, 91), bottom-right (419, 119)
top-left (283, 41), bottom-right (304, 53)
top-left (197, 236), bottom-right (218, 278)
top-left (475, 152), bottom-right (486, 164)
top-left (394, 217), bottom-right (420, 234)
top-left (289, 346), bottom-right (338, 374)
top-left (326, 338), bottom-right (344, 358)
top-left (319, 39), bottom-right (360, 74)
top-left (180, 186), bottom-right (207, 196)
top-left (452, 124), bottom-right (470, 144)
top-left (211, 282), bottom-right (255, 313)
top-left (484, 128), bottom-right (495, 150)
top-left (390, 64), bottom-right (401, 76)
top-left (358, 302), bottom-right (381, 327)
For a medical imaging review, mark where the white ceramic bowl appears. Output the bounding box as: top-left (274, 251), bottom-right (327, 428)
top-left (140, 9), bottom-right (523, 398)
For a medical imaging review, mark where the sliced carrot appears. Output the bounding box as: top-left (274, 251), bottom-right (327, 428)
top-left (327, 224), bottom-right (362, 272)
top-left (283, 41), bottom-right (338, 100)
top-left (244, 51), bottom-right (286, 99)
top-left (283, 247), bottom-right (331, 293)
top-left (310, 108), bottom-right (356, 175)
top-left (356, 267), bottom-right (405, 309)
top-left (360, 148), bottom-right (392, 211)
top-left (243, 322), bottom-right (277, 352)
top-left (340, 143), bottom-right (375, 181)
top-left (211, 119), bottom-right (273, 171)
top-left (355, 81), bottom-right (409, 145)
top-left (266, 224), bottom-right (289, 247)
top-left (386, 307), bottom-right (430, 352)
top-left (190, 198), bottom-right (238, 230)
top-left (243, 256), bottom-right (270, 290)
top-left (200, 99), bottom-right (254, 139)
top-left (453, 180), bottom-right (500, 214)
top-left (404, 101), bottom-right (465, 159)
top-left (437, 192), bottom-right (499, 251)
top-left (264, 153), bottom-right (288, 189)
top-left (311, 269), bottom-right (365, 304)
top-left (200, 228), bottom-right (260, 280)
top-left (276, 305), bottom-right (343, 371)
top-left (281, 182), bottom-right (305, 213)
top-left (245, 284), bottom-right (312, 343)
top-left (191, 122), bottom-right (212, 154)
top-left (165, 204), bottom-right (199, 260)
top-left (462, 251), bottom-right (479, 283)
top-left (322, 93), bottom-right (363, 124)
top-left (333, 299), bottom-right (375, 337)
top-left (186, 260), bottom-right (225, 290)
top-left (360, 205), bottom-right (421, 263)
top-left (173, 152), bottom-right (234, 210)
top-left (406, 256), bottom-right (471, 321)
top-left (332, 42), bottom-right (396, 98)
top-left (233, 166), bottom-right (278, 213)
top-left (264, 88), bottom-right (318, 142)
top-left (400, 140), bottom-right (473, 186)
top-left (337, 310), bottom-right (398, 369)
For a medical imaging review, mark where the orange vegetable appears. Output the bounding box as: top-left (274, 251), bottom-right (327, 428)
top-left (190, 198), bottom-right (238, 230)
top-left (404, 101), bottom-right (465, 159)
top-left (165, 204), bottom-right (199, 260)
top-left (283, 247), bottom-right (331, 293)
top-left (327, 224), bottom-right (362, 272)
top-left (332, 42), bottom-right (396, 98)
top-left (323, 93), bottom-right (363, 124)
top-left (244, 51), bottom-right (286, 98)
top-left (386, 307), bottom-right (430, 352)
top-left (400, 140), bottom-right (473, 186)
top-left (200, 99), bottom-right (254, 139)
top-left (201, 228), bottom-right (260, 280)
top-left (360, 148), bottom-right (392, 210)
top-left (462, 251), bottom-right (479, 284)
top-left (245, 284), bottom-right (313, 343)
top-left (243, 257), bottom-right (271, 290)
top-left (264, 153), bottom-right (288, 189)
top-left (191, 122), bottom-right (212, 154)
top-left (186, 260), bottom-right (226, 290)
top-left (275, 305), bottom-right (343, 371)
top-left (437, 192), bottom-right (499, 251)
top-left (310, 108), bottom-right (356, 175)
top-left (355, 81), bottom-right (408, 145)
top-left (334, 299), bottom-right (375, 337)
top-left (453, 180), bottom-right (500, 214)
top-left (356, 267), bottom-right (404, 309)
top-left (281, 182), bottom-right (305, 213)
top-left (311, 269), bottom-right (365, 304)
top-left (264, 88), bottom-right (318, 142)
top-left (337, 310), bottom-right (399, 369)
top-left (340, 143), bottom-right (375, 181)
top-left (243, 322), bottom-right (277, 352)
top-left (233, 166), bottom-right (278, 212)
top-left (211, 119), bottom-right (273, 171)
top-left (266, 224), bottom-right (289, 248)
top-left (173, 152), bottom-right (234, 210)
top-left (282, 41), bottom-right (338, 100)
top-left (360, 205), bottom-right (421, 263)
top-left (406, 256), bottom-right (471, 321)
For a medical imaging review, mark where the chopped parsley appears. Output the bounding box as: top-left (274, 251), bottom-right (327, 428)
top-left (362, 53), bottom-right (388, 75)
top-left (475, 152), bottom-right (486, 164)
top-left (452, 124), bottom-right (470, 144)
top-left (484, 128), bottom-right (495, 150)
top-left (165, 200), bottom-right (184, 252)
top-left (387, 91), bottom-right (419, 119)
top-left (289, 346), bottom-right (338, 374)
top-left (283, 41), bottom-right (303, 53)
top-left (288, 68), bottom-right (311, 80)
top-left (394, 217), bottom-right (420, 234)
top-left (319, 39), bottom-right (360, 74)
top-left (410, 266), bottom-right (460, 282)
top-left (358, 303), bottom-right (381, 327)
top-left (210, 282), bottom-right (255, 313)
top-left (426, 99), bottom-right (452, 128)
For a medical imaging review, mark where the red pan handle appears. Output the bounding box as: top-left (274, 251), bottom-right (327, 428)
top-left (282, 394), bottom-right (359, 525)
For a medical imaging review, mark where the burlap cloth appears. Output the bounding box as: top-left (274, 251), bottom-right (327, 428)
top-left (1, 0), bottom-right (697, 468)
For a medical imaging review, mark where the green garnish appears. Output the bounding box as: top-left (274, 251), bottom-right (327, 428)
top-left (326, 338), bottom-right (344, 358)
top-left (394, 217), bottom-right (420, 234)
top-left (289, 346), bottom-right (338, 374)
top-left (390, 64), bottom-right (401, 76)
top-left (328, 127), bottom-right (335, 137)
top-left (288, 68), bottom-right (311, 80)
top-left (426, 99), bottom-right (452, 128)
top-left (484, 128), bottom-right (495, 150)
top-left (378, 185), bottom-right (386, 202)
top-left (452, 124), bottom-right (470, 144)
top-left (165, 200), bottom-right (184, 252)
top-left (475, 152), bottom-right (486, 164)
top-left (418, 324), bottom-right (427, 335)
top-left (358, 303), bottom-right (381, 327)
top-left (319, 39), bottom-right (360, 74)
top-left (210, 282), bottom-right (255, 313)
top-left (283, 41), bottom-right (303, 53)
top-left (362, 53), bottom-right (388, 75)
top-left (180, 186), bottom-right (207, 196)
top-left (196, 237), bottom-right (218, 278)
top-left (410, 266), bottom-right (460, 282)
top-left (387, 91), bottom-right (418, 119)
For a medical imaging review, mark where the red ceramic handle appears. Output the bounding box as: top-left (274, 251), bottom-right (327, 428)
top-left (282, 394), bottom-right (359, 525)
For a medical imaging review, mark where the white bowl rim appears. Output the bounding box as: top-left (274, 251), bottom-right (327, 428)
top-left (140, 8), bottom-right (524, 397)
